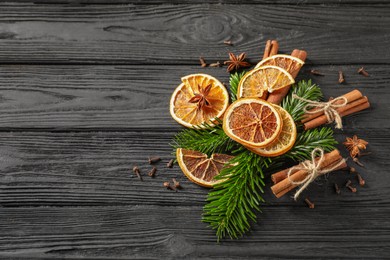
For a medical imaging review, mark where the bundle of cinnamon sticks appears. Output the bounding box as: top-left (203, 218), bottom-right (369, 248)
top-left (270, 149), bottom-right (347, 198)
top-left (302, 89), bottom-right (370, 130)
top-left (262, 40), bottom-right (307, 104)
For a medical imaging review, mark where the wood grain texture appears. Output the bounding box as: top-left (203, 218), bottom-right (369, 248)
top-left (0, 4), bottom-right (389, 64)
top-left (0, 205), bottom-right (389, 259)
top-left (0, 2), bottom-right (389, 258)
top-left (9, 0), bottom-right (390, 4)
top-left (0, 130), bottom-right (387, 207)
top-left (0, 64), bottom-right (386, 130)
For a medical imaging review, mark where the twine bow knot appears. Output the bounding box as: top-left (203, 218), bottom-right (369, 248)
top-left (287, 148), bottom-right (346, 200)
top-left (292, 94), bottom-right (348, 129)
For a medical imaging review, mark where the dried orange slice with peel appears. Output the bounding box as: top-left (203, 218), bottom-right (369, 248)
top-left (176, 148), bottom-right (234, 188)
top-left (237, 65), bottom-right (295, 99)
top-left (255, 54), bottom-right (305, 75)
top-left (170, 74), bottom-right (229, 128)
top-left (247, 105), bottom-right (297, 157)
top-left (223, 98), bottom-right (282, 148)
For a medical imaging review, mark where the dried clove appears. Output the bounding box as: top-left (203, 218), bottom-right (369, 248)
top-left (358, 67), bottom-right (369, 77)
top-left (304, 198), bottom-right (315, 209)
top-left (172, 178), bottom-right (182, 189)
top-left (309, 69), bottom-right (324, 76)
top-left (334, 183), bottom-right (341, 195)
top-left (199, 57), bottom-right (207, 67)
top-left (338, 70), bottom-right (345, 84)
top-left (353, 157), bottom-right (365, 167)
top-left (132, 166), bottom-right (143, 181)
top-left (223, 40), bottom-right (233, 46)
top-left (345, 180), bottom-right (357, 193)
top-left (167, 159), bottom-right (174, 168)
top-left (356, 173), bottom-right (365, 187)
top-left (209, 61), bottom-right (221, 67)
top-left (148, 167), bottom-right (157, 178)
top-left (148, 156), bottom-right (161, 164)
top-left (163, 181), bottom-right (174, 191)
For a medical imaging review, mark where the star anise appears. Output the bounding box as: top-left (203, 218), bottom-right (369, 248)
top-left (188, 84), bottom-right (213, 110)
top-left (224, 52), bottom-right (251, 73)
top-left (343, 135), bottom-right (368, 158)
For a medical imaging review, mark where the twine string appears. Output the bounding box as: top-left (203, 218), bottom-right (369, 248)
top-left (293, 94), bottom-right (348, 129)
top-left (287, 148), bottom-right (346, 200)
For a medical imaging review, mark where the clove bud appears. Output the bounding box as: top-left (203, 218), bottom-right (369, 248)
top-left (163, 181), bottom-right (175, 191)
top-left (338, 70), bottom-right (345, 84)
top-left (223, 40), bottom-right (233, 46)
top-left (356, 173), bottom-right (365, 187)
top-left (148, 167), bottom-right (157, 178)
top-left (345, 180), bottom-right (357, 193)
top-left (167, 159), bottom-right (174, 168)
top-left (172, 178), bottom-right (182, 189)
top-left (148, 156), bottom-right (161, 164)
top-left (304, 198), bottom-right (315, 209)
top-left (353, 157), bottom-right (364, 167)
top-left (309, 69), bottom-right (324, 76)
top-left (132, 166), bottom-right (143, 181)
top-left (199, 57), bottom-right (207, 67)
top-left (209, 61), bottom-right (221, 67)
top-left (357, 67), bottom-right (369, 77)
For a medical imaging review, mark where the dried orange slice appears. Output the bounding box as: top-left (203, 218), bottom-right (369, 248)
top-left (223, 98), bottom-right (282, 148)
top-left (247, 105), bottom-right (297, 157)
top-left (237, 65), bottom-right (294, 99)
top-left (176, 148), bottom-right (234, 188)
top-left (254, 54), bottom-right (305, 75)
top-left (170, 74), bottom-right (229, 128)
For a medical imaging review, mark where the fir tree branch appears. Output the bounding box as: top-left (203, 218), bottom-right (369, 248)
top-left (285, 127), bottom-right (338, 161)
top-left (171, 121), bottom-right (237, 156)
top-left (203, 148), bottom-right (277, 241)
top-left (172, 80), bottom-right (338, 241)
top-left (229, 71), bottom-right (246, 102)
top-left (281, 80), bottom-right (323, 122)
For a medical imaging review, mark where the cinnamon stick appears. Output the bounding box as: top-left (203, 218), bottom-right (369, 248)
top-left (340, 99), bottom-right (370, 117)
top-left (267, 49), bottom-right (307, 104)
top-left (271, 168), bottom-right (295, 185)
top-left (274, 158), bottom-right (347, 198)
top-left (271, 149), bottom-right (341, 188)
top-left (262, 40), bottom-right (279, 59)
top-left (271, 150), bottom-right (334, 185)
top-left (304, 97), bottom-right (369, 130)
top-left (301, 90), bottom-right (363, 123)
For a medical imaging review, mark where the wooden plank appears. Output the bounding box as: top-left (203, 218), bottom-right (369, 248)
top-left (0, 205), bottom-right (389, 259)
top-left (0, 130), bottom-right (387, 207)
top-left (0, 4), bottom-right (389, 64)
top-left (0, 64), bottom-right (385, 130)
top-left (8, 0), bottom-right (390, 4)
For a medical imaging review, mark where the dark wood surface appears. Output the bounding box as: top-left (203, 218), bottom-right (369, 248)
top-left (0, 1), bottom-right (389, 259)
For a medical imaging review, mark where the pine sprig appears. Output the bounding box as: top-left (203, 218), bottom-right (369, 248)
top-left (229, 71), bottom-right (246, 102)
top-left (281, 80), bottom-right (323, 122)
top-left (172, 79), bottom-right (338, 241)
top-left (285, 127), bottom-right (338, 161)
top-left (203, 148), bottom-right (277, 240)
top-left (172, 121), bottom-right (237, 156)
top-left (202, 127), bottom-right (337, 241)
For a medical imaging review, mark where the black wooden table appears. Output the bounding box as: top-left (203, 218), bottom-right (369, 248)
top-left (0, 1), bottom-right (389, 259)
